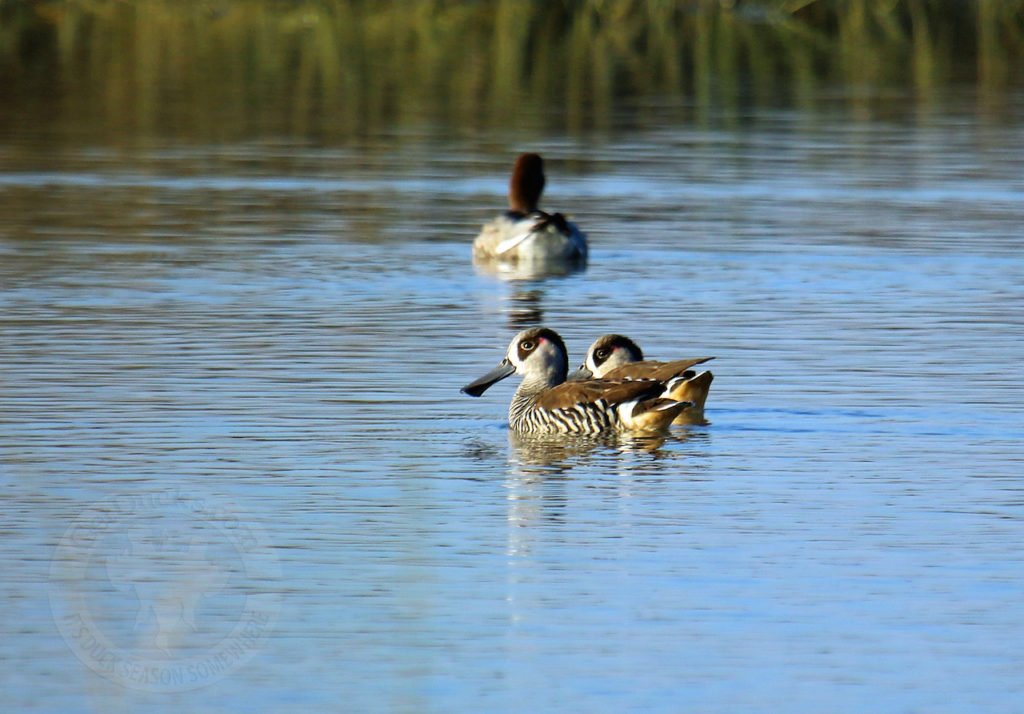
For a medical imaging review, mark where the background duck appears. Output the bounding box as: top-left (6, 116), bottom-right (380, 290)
top-left (462, 327), bottom-right (690, 434)
top-left (576, 334), bottom-right (715, 420)
top-left (472, 154), bottom-right (587, 264)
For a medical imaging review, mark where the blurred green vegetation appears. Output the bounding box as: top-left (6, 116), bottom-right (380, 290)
top-left (1, 0), bottom-right (1022, 141)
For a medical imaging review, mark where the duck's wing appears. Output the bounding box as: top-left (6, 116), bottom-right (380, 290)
top-left (604, 357), bottom-right (715, 382)
top-left (534, 378), bottom-right (666, 410)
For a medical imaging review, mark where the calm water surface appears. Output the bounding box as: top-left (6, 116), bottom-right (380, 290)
top-left (2, 96), bottom-right (1024, 712)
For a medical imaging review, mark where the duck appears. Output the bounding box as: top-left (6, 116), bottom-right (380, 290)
top-left (472, 154), bottom-right (587, 264)
top-left (575, 334), bottom-right (715, 415)
top-left (461, 327), bottom-right (692, 434)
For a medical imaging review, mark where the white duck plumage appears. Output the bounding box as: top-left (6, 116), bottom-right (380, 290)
top-left (472, 154), bottom-right (587, 264)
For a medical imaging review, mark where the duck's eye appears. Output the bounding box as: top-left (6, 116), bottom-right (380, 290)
top-left (595, 348), bottom-right (610, 359)
top-left (520, 340), bottom-right (535, 351)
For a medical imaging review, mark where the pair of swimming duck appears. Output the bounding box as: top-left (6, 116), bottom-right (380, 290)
top-left (463, 329), bottom-right (714, 435)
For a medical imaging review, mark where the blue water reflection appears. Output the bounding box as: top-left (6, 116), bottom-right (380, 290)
top-left (2, 101), bottom-right (1024, 712)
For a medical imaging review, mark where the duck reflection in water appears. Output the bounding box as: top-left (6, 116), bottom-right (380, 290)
top-left (498, 277), bottom-right (584, 331)
top-left (504, 286), bottom-right (544, 329)
top-left (508, 430), bottom-right (674, 472)
top-left (503, 429), bottom-right (704, 558)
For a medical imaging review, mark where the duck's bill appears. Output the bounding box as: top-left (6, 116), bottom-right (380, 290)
top-left (461, 359), bottom-right (516, 397)
top-left (570, 364), bottom-right (594, 380)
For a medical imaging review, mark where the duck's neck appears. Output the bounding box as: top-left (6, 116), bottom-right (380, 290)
top-left (508, 368), bottom-right (565, 424)
top-left (508, 155), bottom-right (545, 214)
